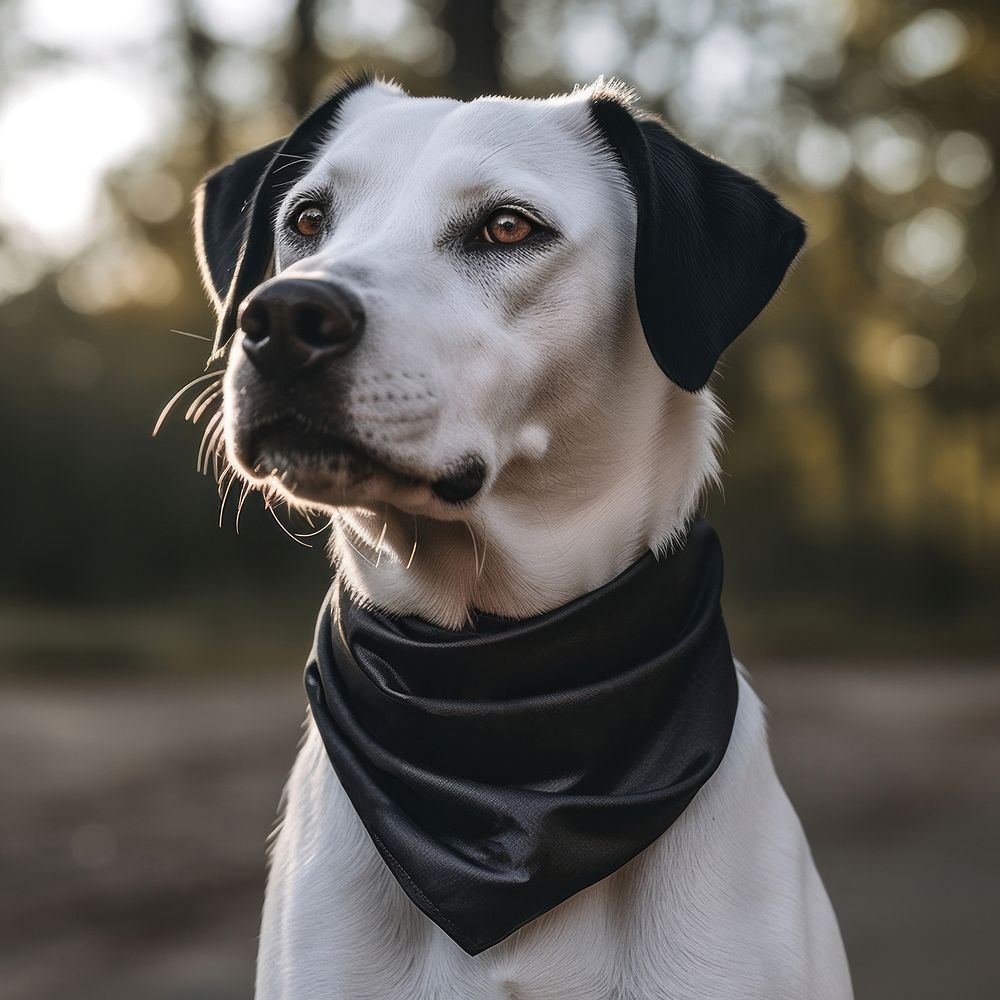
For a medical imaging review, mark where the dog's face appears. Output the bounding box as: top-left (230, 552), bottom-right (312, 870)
top-left (224, 84), bottom-right (636, 516)
top-left (195, 77), bottom-right (804, 521)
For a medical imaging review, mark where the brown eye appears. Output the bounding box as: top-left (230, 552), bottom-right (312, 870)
top-left (294, 205), bottom-right (324, 237)
top-left (482, 209), bottom-right (534, 245)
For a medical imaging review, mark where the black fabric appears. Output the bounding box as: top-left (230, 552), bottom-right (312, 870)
top-left (304, 518), bottom-right (738, 955)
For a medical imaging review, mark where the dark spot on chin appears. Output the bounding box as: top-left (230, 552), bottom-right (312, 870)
top-left (432, 456), bottom-right (487, 504)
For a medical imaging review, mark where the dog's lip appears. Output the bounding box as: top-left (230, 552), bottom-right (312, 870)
top-left (242, 414), bottom-right (419, 484)
top-left (236, 413), bottom-right (488, 506)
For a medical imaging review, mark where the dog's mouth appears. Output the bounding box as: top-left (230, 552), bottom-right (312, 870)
top-left (235, 414), bottom-right (486, 506)
top-left (244, 414), bottom-right (402, 482)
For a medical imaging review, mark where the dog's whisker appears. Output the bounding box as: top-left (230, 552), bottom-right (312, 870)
top-left (213, 435), bottom-right (230, 483)
top-left (235, 482), bottom-right (253, 535)
top-left (273, 155), bottom-right (312, 174)
top-left (340, 521), bottom-right (378, 567)
top-left (201, 427), bottom-right (225, 480)
top-left (196, 422), bottom-right (217, 475)
top-left (218, 468), bottom-right (239, 528)
top-left (189, 387), bottom-right (223, 424)
top-left (265, 497), bottom-right (314, 548)
top-left (464, 520), bottom-right (484, 580)
top-left (293, 516), bottom-right (335, 539)
top-left (203, 416), bottom-right (225, 466)
top-left (216, 464), bottom-right (236, 499)
top-left (373, 508), bottom-right (389, 568)
top-left (405, 514), bottom-right (419, 570)
top-left (476, 523), bottom-right (488, 577)
top-left (152, 370), bottom-right (223, 437)
top-left (184, 381), bottom-right (222, 422)
top-left (168, 327), bottom-right (212, 342)
top-left (197, 411), bottom-right (224, 473)
top-left (210, 427), bottom-right (228, 480)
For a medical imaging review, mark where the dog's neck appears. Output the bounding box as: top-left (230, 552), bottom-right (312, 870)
top-left (329, 375), bottom-right (722, 630)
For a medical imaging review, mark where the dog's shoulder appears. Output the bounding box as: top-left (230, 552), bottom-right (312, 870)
top-left (619, 668), bottom-right (852, 998)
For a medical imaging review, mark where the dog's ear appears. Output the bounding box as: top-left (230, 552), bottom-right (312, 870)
top-left (589, 94), bottom-right (806, 391)
top-left (194, 139), bottom-right (283, 314)
top-left (193, 72), bottom-right (379, 360)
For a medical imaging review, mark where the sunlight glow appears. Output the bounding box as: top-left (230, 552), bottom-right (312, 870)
top-left (20, 0), bottom-right (171, 51)
top-left (0, 0), bottom-right (304, 257)
top-left (192, 0), bottom-right (296, 47)
top-left (0, 68), bottom-right (170, 253)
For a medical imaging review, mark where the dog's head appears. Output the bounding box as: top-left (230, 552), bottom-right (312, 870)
top-left (194, 75), bottom-right (804, 519)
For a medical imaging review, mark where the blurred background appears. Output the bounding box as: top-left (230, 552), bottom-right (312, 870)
top-left (1, 0), bottom-right (997, 997)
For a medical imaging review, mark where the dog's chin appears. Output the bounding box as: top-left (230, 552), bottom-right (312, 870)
top-left (230, 417), bottom-right (487, 514)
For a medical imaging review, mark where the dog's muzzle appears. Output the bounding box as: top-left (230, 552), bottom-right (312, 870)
top-left (237, 277), bottom-right (364, 379)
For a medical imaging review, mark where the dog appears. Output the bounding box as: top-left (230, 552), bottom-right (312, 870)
top-left (190, 74), bottom-right (853, 999)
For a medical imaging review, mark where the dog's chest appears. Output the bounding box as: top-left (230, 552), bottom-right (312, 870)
top-left (258, 725), bottom-right (640, 998)
top-left (255, 677), bottom-right (852, 1000)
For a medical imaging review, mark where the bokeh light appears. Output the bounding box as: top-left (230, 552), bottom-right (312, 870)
top-left (883, 8), bottom-right (971, 84)
top-left (884, 207), bottom-right (966, 285)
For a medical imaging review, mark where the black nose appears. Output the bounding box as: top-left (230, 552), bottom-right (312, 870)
top-left (237, 278), bottom-right (364, 377)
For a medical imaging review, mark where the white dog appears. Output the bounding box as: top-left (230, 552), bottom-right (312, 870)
top-left (191, 75), bottom-right (853, 999)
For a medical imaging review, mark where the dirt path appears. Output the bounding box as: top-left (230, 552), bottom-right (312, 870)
top-left (2, 663), bottom-right (998, 999)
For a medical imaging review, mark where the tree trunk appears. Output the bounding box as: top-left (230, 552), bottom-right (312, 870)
top-left (287, 0), bottom-right (322, 115)
top-left (439, 0), bottom-right (502, 99)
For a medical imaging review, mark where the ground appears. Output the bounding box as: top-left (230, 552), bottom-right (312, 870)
top-left (2, 661), bottom-right (998, 999)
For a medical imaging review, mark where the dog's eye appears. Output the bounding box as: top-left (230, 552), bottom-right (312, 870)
top-left (481, 209), bottom-right (534, 245)
top-left (294, 206), bottom-right (325, 238)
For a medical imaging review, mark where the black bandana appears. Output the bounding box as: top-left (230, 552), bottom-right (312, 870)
top-left (304, 518), bottom-right (738, 955)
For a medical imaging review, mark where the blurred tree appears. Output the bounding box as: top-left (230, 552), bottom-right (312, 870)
top-left (288, 0), bottom-right (324, 114)
top-left (439, 0), bottom-right (501, 98)
top-left (0, 0), bottom-right (997, 659)
top-left (181, 0), bottom-right (224, 164)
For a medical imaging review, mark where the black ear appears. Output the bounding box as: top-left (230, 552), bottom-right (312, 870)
top-left (194, 139), bottom-right (283, 312)
top-left (192, 72), bottom-right (377, 360)
top-left (589, 96), bottom-right (806, 391)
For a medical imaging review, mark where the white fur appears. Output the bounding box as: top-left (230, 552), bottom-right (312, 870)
top-left (219, 82), bottom-right (852, 998)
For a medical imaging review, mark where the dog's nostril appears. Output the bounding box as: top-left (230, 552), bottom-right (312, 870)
top-left (237, 278), bottom-right (364, 377)
top-left (239, 302), bottom-right (269, 345)
top-left (296, 303), bottom-right (349, 349)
